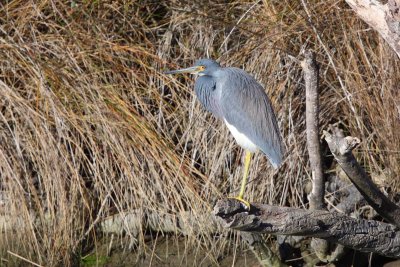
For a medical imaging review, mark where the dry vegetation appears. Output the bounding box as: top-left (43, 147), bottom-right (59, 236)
top-left (0, 0), bottom-right (399, 266)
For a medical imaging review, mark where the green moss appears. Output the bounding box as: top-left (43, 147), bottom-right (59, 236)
top-left (81, 254), bottom-right (109, 266)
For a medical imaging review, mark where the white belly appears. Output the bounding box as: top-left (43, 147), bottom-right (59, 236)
top-left (224, 120), bottom-right (258, 152)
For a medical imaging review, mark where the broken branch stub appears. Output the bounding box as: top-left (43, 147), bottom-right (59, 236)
top-left (324, 126), bottom-right (400, 228)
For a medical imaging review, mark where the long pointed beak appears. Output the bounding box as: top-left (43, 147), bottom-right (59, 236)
top-left (164, 66), bottom-right (200, 75)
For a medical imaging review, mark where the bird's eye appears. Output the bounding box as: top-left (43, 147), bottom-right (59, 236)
top-left (199, 66), bottom-right (205, 71)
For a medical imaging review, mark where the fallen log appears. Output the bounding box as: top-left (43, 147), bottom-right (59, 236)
top-left (213, 199), bottom-right (400, 258)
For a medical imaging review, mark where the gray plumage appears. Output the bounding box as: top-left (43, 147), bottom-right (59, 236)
top-left (166, 58), bottom-right (284, 168)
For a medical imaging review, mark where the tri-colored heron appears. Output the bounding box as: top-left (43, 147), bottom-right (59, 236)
top-left (165, 59), bottom-right (284, 208)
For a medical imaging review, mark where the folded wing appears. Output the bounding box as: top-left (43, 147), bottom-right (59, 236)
top-left (219, 68), bottom-right (284, 168)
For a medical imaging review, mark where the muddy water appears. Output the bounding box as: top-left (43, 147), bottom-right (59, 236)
top-left (87, 236), bottom-right (260, 267)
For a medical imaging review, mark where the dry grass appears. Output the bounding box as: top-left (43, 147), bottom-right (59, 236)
top-left (0, 0), bottom-right (399, 266)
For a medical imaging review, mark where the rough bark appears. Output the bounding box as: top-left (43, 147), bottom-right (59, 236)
top-left (345, 0), bottom-right (400, 59)
top-left (324, 126), bottom-right (400, 228)
top-left (213, 198), bottom-right (400, 258)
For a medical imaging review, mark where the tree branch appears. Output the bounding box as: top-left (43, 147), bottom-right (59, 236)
top-left (302, 50), bottom-right (325, 211)
top-left (323, 126), bottom-right (400, 228)
top-left (213, 199), bottom-right (400, 258)
top-left (345, 0), bottom-right (400, 59)
top-left (302, 50), bottom-right (335, 262)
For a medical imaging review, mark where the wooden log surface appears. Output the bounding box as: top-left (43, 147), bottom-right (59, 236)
top-left (213, 198), bottom-right (400, 258)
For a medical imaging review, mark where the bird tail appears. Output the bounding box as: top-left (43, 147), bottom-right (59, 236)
top-left (266, 146), bottom-right (284, 169)
top-left (269, 157), bottom-right (281, 169)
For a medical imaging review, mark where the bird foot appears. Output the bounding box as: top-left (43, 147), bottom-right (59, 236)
top-left (228, 196), bottom-right (251, 210)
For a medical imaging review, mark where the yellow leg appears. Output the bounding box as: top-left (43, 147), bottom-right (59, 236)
top-left (229, 150), bottom-right (252, 209)
top-left (238, 150), bottom-right (252, 199)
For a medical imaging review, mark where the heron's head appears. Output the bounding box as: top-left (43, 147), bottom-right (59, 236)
top-left (164, 59), bottom-right (220, 76)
